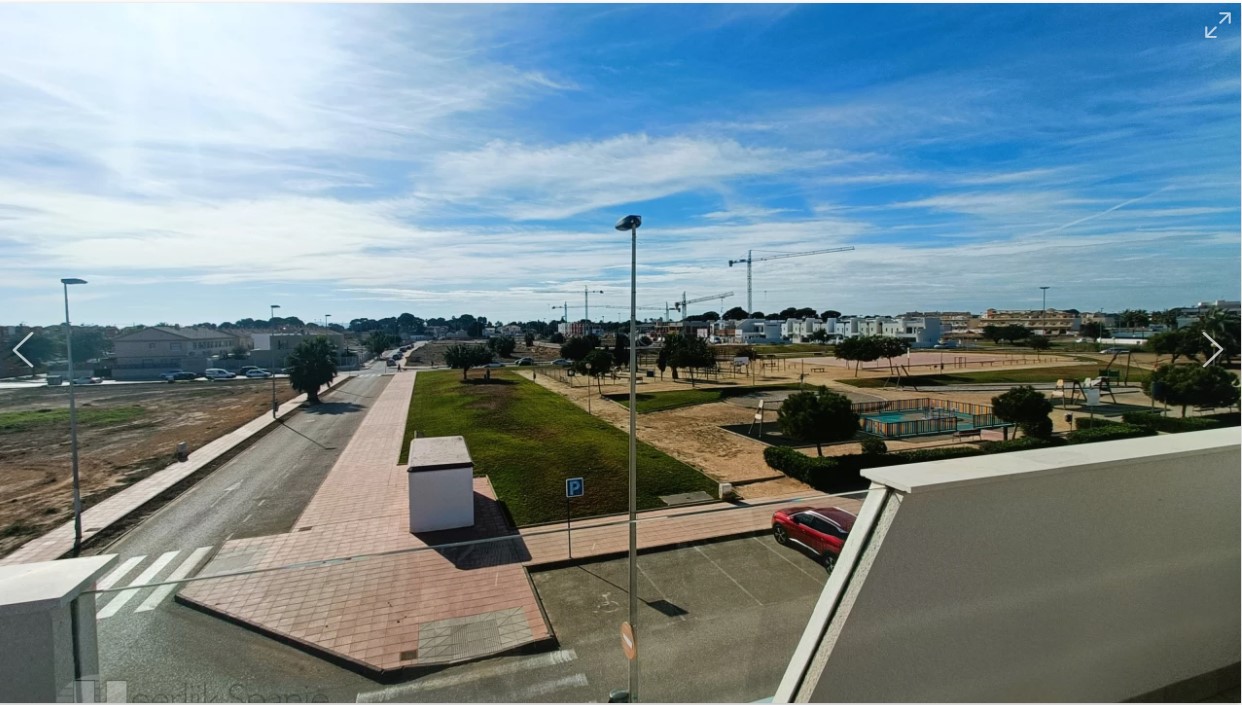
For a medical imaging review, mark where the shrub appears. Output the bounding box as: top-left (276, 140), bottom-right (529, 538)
top-left (1074, 417), bottom-right (1119, 431)
top-left (1066, 424), bottom-right (1156, 444)
top-left (979, 436), bottom-right (1067, 453)
top-left (992, 386), bottom-right (1054, 438)
top-left (1122, 410), bottom-right (1240, 433)
top-left (860, 438), bottom-right (888, 455)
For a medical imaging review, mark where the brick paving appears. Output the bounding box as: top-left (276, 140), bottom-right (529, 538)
top-left (179, 370), bottom-right (863, 676)
top-left (0, 375), bottom-right (356, 567)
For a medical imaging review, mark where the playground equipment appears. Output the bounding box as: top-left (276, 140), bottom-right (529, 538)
top-left (1053, 377), bottom-right (1118, 407)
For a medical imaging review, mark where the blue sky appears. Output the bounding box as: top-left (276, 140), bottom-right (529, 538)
top-left (0, 3), bottom-right (1238, 327)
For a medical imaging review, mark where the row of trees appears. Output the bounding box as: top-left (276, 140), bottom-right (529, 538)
top-left (689, 307), bottom-right (844, 323)
top-left (833, 336), bottom-right (909, 376)
top-left (1147, 309), bottom-right (1239, 366)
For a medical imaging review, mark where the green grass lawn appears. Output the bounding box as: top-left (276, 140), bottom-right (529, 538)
top-left (839, 364), bottom-right (1150, 388)
top-left (607, 383), bottom-right (805, 414)
top-left (401, 370), bottom-right (717, 525)
top-left (0, 406), bottom-right (145, 433)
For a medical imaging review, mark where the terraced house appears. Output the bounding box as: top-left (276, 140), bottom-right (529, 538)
top-left (109, 326), bottom-right (243, 380)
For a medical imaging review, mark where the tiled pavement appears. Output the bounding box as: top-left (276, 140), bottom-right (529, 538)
top-left (0, 374), bottom-right (358, 567)
top-left (178, 370), bottom-right (863, 676)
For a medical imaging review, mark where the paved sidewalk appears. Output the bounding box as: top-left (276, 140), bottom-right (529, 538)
top-left (0, 374), bottom-right (360, 566)
top-left (178, 369), bottom-right (862, 677)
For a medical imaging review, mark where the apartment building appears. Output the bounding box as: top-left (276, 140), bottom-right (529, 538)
top-left (980, 308), bottom-right (1080, 336)
top-left (850, 316), bottom-right (943, 347)
top-left (110, 326), bottom-right (243, 379)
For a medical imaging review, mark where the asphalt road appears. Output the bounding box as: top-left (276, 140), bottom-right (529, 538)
top-left (91, 370), bottom-right (392, 702)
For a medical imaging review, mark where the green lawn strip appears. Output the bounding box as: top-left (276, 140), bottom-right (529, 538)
top-left (838, 364), bottom-right (1149, 388)
top-left (401, 370), bottom-right (717, 525)
top-left (0, 406), bottom-right (145, 433)
top-left (607, 383), bottom-right (805, 414)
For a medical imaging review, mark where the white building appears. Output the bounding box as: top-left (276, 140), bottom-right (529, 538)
top-left (845, 316), bottom-right (942, 348)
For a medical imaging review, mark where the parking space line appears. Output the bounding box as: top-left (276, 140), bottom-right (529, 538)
top-left (693, 545), bottom-right (764, 607)
top-left (636, 562), bottom-right (684, 622)
top-left (751, 536), bottom-right (823, 582)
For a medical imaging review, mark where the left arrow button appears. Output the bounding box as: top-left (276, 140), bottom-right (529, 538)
top-left (12, 331), bottom-right (35, 368)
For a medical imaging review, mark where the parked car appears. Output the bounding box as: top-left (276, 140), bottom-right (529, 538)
top-left (772, 506), bottom-right (856, 570)
top-left (238, 366), bottom-right (261, 376)
top-left (204, 368), bottom-right (237, 380)
top-left (45, 375), bottom-right (65, 386)
top-left (161, 370), bottom-right (198, 382)
top-left (386, 359), bottom-right (397, 367)
top-left (551, 358), bottom-right (572, 367)
top-left (1100, 347), bottom-right (1129, 354)
top-left (515, 357), bottom-right (534, 366)
top-left (71, 375), bottom-right (103, 385)
top-left (245, 369), bottom-right (273, 379)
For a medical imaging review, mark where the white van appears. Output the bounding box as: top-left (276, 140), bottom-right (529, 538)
top-left (204, 368), bottom-right (236, 380)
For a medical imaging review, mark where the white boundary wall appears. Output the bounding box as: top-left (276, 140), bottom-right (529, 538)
top-left (780, 429), bottom-right (1240, 702)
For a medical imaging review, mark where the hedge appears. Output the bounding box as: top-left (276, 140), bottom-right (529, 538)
top-left (763, 445), bottom-right (984, 494)
top-left (979, 436), bottom-right (1067, 453)
top-left (1065, 424), bottom-right (1157, 444)
top-left (1073, 417), bottom-right (1119, 431)
top-left (1121, 411), bottom-right (1241, 434)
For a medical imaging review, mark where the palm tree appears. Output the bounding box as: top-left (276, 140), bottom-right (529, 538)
top-left (285, 336), bottom-right (338, 405)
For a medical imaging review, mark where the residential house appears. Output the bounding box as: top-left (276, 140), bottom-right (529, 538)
top-left (110, 326), bottom-right (243, 379)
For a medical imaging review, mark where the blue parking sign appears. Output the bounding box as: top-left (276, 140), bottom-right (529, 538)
top-left (566, 477), bottom-right (585, 498)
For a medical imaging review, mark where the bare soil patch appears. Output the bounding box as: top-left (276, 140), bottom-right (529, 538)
top-left (0, 380), bottom-right (299, 556)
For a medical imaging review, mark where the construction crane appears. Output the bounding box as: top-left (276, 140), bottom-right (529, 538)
top-left (728, 247), bottom-right (855, 313)
top-left (674, 291), bottom-right (734, 332)
top-left (582, 286), bottom-right (604, 322)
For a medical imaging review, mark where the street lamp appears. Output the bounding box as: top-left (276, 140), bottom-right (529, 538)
top-left (270, 304), bottom-right (280, 418)
top-left (61, 277), bottom-right (87, 556)
top-left (324, 314), bottom-right (331, 328)
top-left (1040, 286), bottom-right (1050, 312)
top-left (613, 213), bottom-right (641, 702)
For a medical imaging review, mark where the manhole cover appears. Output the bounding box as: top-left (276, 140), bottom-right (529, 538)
top-left (659, 491), bottom-right (713, 506)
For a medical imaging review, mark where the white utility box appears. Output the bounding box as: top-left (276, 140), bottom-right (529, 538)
top-left (407, 435), bottom-right (475, 533)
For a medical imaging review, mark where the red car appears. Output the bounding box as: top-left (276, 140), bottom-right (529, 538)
top-left (772, 506), bottom-right (856, 570)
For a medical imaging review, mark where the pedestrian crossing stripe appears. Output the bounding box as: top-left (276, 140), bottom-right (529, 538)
top-left (95, 547), bottom-right (214, 619)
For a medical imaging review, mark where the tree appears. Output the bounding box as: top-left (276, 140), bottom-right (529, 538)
top-left (229, 344), bottom-right (250, 360)
top-left (549, 332), bottom-right (565, 344)
top-left (834, 336), bottom-right (882, 376)
top-left (668, 335), bottom-right (715, 386)
top-left (820, 309), bottom-right (842, 320)
top-left (765, 312), bottom-right (784, 320)
top-left (524, 332), bottom-right (535, 348)
top-left (749, 311), bottom-right (765, 319)
top-left (656, 345), bottom-right (669, 380)
top-left (1152, 309), bottom-right (1181, 328)
top-left (560, 336), bottom-right (594, 362)
top-left (284, 336), bottom-right (338, 405)
top-left (443, 344), bottom-right (493, 381)
top-left (807, 329), bottom-right (830, 343)
top-left (487, 335), bottom-right (516, 357)
top-left (992, 386), bottom-right (1053, 438)
top-left (1117, 309), bottom-right (1150, 329)
top-left (638, 335), bottom-right (652, 347)
top-left (1000, 324), bottom-right (1030, 344)
top-left (1080, 321), bottom-right (1107, 341)
top-left (876, 336), bottom-right (909, 375)
top-left (981, 325), bottom-right (1005, 345)
top-left (1028, 335), bottom-right (1050, 357)
top-left (612, 333), bottom-right (629, 368)
top-left (1144, 364), bottom-right (1240, 417)
top-left (723, 306), bottom-right (750, 320)
top-left (581, 349), bottom-right (614, 394)
top-left (1193, 307), bottom-right (1241, 366)
top-left (364, 331), bottom-right (396, 356)
top-left (777, 386), bottom-right (859, 457)
top-left (699, 311), bottom-right (720, 322)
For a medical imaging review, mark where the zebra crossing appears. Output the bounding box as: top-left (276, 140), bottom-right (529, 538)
top-left (94, 547), bottom-right (214, 619)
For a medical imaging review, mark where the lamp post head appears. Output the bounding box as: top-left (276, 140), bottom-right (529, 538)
top-left (61, 278), bottom-right (87, 286)
top-left (614, 215), bottom-right (642, 232)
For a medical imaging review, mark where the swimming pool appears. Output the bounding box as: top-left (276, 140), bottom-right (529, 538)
top-left (853, 398), bottom-right (1010, 438)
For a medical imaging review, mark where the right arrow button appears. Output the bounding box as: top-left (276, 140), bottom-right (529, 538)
top-left (1202, 332), bottom-right (1224, 367)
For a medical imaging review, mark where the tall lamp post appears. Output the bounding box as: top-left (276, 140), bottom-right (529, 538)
top-left (1040, 286), bottom-right (1050, 311)
top-left (270, 304), bottom-right (281, 418)
top-left (324, 314), bottom-right (331, 329)
top-left (614, 214), bottom-right (641, 702)
top-left (61, 277), bottom-right (87, 556)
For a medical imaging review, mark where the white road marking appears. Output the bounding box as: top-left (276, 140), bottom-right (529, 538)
top-left (511, 673), bottom-right (589, 700)
top-left (355, 649), bottom-right (578, 701)
top-left (134, 547), bottom-right (213, 613)
top-left (96, 556), bottom-right (143, 591)
top-left (752, 535), bottom-right (822, 581)
top-left (97, 551), bottom-right (179, 618)
top-left (693, 545), bottom-right (764, 606)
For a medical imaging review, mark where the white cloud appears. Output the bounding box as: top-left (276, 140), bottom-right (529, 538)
top-left (422, 134), bottom-right (826, 220)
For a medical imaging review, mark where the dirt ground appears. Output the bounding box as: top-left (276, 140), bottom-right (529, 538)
top-left (521, 350), bottom-right (1163, 500)
top-left (407, 340), bottom-right (563, 368)
top-left (0, 380), bottom-right (299, 557)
